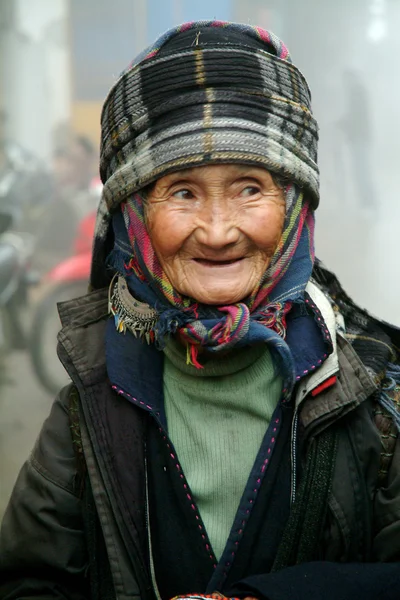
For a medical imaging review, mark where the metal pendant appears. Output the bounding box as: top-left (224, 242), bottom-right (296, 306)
top-left (108, 274), bottom-right (158, 343)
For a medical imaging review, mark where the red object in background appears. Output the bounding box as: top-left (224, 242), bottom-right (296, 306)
top-left (45, 211), bottom-right (96, 283)
top-left (29, 210), bottom-right (97, 395)
top-left (46, 253), bottom-right (92, 282)
top-left (73, 211), bottom-right (96, 255)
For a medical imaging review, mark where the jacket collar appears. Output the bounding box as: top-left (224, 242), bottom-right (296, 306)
top-left (56, 283), bottom-right (377, 430)
top-left (296, 281), bottom-right (377, 429)
top-left (102, 289), bottom-right (332, 424)
top-left (57, 288), bottom-right (110, 387)
top-left (295, 281), bottom-right (340, 406)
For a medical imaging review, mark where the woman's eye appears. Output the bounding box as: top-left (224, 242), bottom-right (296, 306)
top-left (172, 189), bottom-right (195, 200)
top-left (240, 186), bottom-right (261, 197)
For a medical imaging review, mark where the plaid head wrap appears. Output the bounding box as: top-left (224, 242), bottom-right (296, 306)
top-left (91, 20), bottom-right (319, 290)
top-left (93, 21), bottom-right (319, 385)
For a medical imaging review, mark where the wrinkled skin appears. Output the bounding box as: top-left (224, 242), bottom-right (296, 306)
top-left (145, 164), bottom-right (286, 305)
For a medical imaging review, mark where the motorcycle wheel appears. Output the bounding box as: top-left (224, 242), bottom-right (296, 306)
top-left (29, 280), bottom-right (88, 396)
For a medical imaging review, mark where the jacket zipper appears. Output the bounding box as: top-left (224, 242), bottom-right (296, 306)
top-left (290, 411), bottom-right (299, 505)
top-left (145, 450), bottom-right (163, 600)
top-left (290, 389), bottom-right (353, 506)
top-left (290, 396), bottom-right (338, 505)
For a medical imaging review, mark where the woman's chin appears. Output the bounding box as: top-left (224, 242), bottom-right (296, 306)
top-left (184, 283), bottom-right (251, 306)
top-left (168, 257), bottom-right (267, 305)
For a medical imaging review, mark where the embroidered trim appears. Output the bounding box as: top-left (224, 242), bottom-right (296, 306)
top-left (304, 293), bottom-right (332, 345)
top-left (201, 411), bottom-right (284, 592)
top-left (171, 595), bottom-right (237, 600)
top-left (292, 294), bottom-right (330, 382)
top-left (112, 385), bottom-right (157, 414)
top-left (111, 384), bottom-right (216, 566)
top-left (158, 426), bottom-right (218, 568)
top-left (221, 417), bottom-right (280, 579)
top-left (170, 594), bottom-right (235, 600)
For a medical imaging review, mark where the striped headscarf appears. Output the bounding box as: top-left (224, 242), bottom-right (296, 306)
top-left (107, 182), bottom-right (314, 373)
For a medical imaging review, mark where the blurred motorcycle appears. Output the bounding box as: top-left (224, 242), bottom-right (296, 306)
top-left (0, 184), bottom-right (36, 387)
top-left (29, 211), bottom-right (96, 395)
top-left (0, 140), bottom-right (53, 237)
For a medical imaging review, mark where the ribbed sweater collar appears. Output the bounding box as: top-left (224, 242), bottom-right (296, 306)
top-left (163, 338), bottom-right (269, 378)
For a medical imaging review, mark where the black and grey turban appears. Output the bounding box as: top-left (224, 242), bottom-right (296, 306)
top-left (91, 21), bottom-right (319, 290)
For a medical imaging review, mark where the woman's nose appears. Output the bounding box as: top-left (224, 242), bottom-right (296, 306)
top-left (194, 202), bottom-right (240, 248)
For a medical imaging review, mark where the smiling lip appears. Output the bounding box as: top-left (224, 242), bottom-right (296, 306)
top-left (193, 257), bottom-right (245, 267)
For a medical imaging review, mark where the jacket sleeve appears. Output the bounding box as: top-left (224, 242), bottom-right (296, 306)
top-left (227, 437), bottom-right (400, 600)
top-left (0, 385), bottom-right (90, 600)
top-left (228, 561), bottom-right (400, 600)
top-left (373, 434), bottom-right (400, 560)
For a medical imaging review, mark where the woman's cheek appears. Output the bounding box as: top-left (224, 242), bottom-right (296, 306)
top-left (147, 204), bottom-right (194, 258)
top-left (248, 205), bottom-right (285, 251)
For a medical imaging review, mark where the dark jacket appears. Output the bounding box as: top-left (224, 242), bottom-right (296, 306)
top-left (1, 267), bottom-right (400, 600)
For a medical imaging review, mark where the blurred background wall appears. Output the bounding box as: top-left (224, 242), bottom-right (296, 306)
top-left (0, 0), bottom-right (71, 159)
top-left (0, 0), bottom-right (399, 515)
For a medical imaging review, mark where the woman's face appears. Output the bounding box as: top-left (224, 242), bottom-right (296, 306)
top-left (145, 164), bottom-right (286, 305)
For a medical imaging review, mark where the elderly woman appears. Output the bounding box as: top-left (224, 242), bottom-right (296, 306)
top-left (1, 21), bottom-right (400, 600)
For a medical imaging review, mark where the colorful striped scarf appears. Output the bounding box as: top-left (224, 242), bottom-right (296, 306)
top-left (107, 182), bottom-right (314, 379)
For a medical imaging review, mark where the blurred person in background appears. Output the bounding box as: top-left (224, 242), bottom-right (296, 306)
top-left (338, 69), bottom-right (378, 213)
top-left (66, 135), bottom-right (101, 219)
top-left (69, 135), bottom-right (97, 193)
top-left (0, 108), bottom-right (53, 239)
top-left (1, 21), bottom-right (400, 600)
top-left (34, 144), bottom-right (81, 272)
top-left (34, 135), bottom-right (99, 274)
top-left (52, 146), bottom-right (75, 189)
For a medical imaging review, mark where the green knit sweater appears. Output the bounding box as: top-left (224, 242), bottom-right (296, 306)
top-left (163, 340), bottom-right (282, 560)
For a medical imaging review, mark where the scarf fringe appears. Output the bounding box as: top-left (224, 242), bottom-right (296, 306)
top-left (186, 343), bottom-right (204, 369)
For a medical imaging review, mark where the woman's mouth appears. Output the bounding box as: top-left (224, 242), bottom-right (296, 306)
top-left (193, 257), bottom-right (245, 268)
